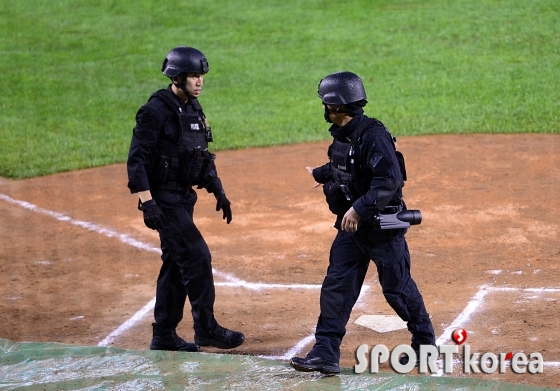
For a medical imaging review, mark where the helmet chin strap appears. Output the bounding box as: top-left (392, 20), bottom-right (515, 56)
top-left (172, 77), bottom-right (196, 100)
top-left (324, 104), bottom-right (364, 123)
top-left (323, 105), bottom-right (346, 123)
top-left (324, 106), bottom-right (334, 123)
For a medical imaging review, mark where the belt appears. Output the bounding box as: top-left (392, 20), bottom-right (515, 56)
top-left (156, 181), bottom-right (192, 191)
top-left (380, 204), bottom-right (403, 214)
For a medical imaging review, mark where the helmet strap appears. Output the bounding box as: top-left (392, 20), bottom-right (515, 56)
top-left (323, 105), bottom-right (348, 123)
top-left (171, 75), bottom-right (196, 100)
top-left (323, 106), bottom-right (333, 123)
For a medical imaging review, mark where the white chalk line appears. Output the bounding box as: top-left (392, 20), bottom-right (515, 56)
top-left (0, 193), bottom-right (322, 288)
top-left (215, 282), bottom-right (321, 290)
top-left (5, 193), bottom-right (559, 367)
top-left (432, 284), bottom-right (560, 376)
top-left (97, 297), bottom-right (156, 347)
top-left (0, 193), bottom-right (159, 253)
top-left (261, 285), bottom-right (372, 360)
top-left (435, 284), bottom-right (491, 347)
top-left (489, 287), bottom-right (560, 293)
top-left (437, 285), bottom-right (560, 347)
top-left (0, 193), bottom-right (326, 351)
top-left (260, 334), bottom-right (317, 361)
top-left (98, 282), bottom-right (324, 347)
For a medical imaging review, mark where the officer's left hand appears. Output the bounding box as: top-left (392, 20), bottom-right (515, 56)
top-left (214, 190), bottom-right (232, 224)
top-left (342, 207), bottom-right (361, 232)
top-left (140, 199), bottom-right (165, 230)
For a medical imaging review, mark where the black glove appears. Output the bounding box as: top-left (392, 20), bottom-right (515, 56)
top-left (139, 199), bottom-right (164, 230)
top-left (214, 189), bottom-right (232, 224)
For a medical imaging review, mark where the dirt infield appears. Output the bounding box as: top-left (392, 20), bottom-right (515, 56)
top-left (0, 134), bottom-right (559, 388)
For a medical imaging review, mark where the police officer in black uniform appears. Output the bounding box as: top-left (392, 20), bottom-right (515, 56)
top-left (290, 71), bottom-right (435, 374)
top-left (127, 46), bottom-right (244, 352)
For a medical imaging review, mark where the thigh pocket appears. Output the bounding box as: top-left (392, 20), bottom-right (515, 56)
top-left (320, 276), bottom-right (346, 318)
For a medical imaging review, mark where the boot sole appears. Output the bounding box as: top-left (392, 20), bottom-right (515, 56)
top-left (194, 336), bottom-right (245, 349)
top-left (290, 360), bottom-right (339, 375)
top-left (150, 344), bottom-right (199, 352)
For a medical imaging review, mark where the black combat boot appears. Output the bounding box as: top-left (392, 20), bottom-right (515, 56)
top-left (194, 324), bottom-right (245, 349)
top-left (398, 346), bottom-right (420, 366)
top-left (398, 344), bottom-right (438, 367)
top-left (290, 355), bottom-right (340, 375)
top-left (149, 324), bottom-right (199, 352)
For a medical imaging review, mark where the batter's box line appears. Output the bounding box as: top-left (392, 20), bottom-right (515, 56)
top-left (0, 193), bottom-right (301, 288)
top-left (97, 282), bottom-right (370, 348)
top-left (277, 285), bottom-right (560, 368)
top-left (432, 284), bottom-right (560, 376)
top-left (437, 284), bottom-right (560, 347)
top-left (6, 193), bottom-right (560, 368)
top-left (0, 193), bottom-right (353, 347)
top-left (261, 285), bottom-right (371, 360)
top-left (16, 193), bottom-right (555, 365)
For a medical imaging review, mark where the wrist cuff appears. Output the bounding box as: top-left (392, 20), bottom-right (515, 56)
top-left (206, 177), bottom-right (223, 194)
top-left (139, 198), bottom-right (156, 211)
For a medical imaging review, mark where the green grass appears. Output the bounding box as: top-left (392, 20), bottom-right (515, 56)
top-left (1, 0), bottom-right (558, 178)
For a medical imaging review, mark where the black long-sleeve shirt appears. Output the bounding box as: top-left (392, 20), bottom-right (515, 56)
top-left (313, 115), bottom-right (404, 222)
top-left (127, 85), bottom-right (220, 195)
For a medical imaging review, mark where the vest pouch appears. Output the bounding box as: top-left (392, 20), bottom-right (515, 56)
top-left (179, 111), bottom-right (208, 149)
top-left (331, 170), bottom-right (356, 201)
top-left (177, 147), bottom-right (215, 185)
top-left (329, 144), bottom-right (351, 172)
top-left (197, 149), bottom-right (216, 184)
top-left (176, 148), bottom-right (199, 184)
top-left (327, 140), bottom-right (360, 213)
top-left (323, 180), bottom-right (352, 216)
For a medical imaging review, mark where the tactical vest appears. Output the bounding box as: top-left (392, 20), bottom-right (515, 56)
top-left (323, 118), bottom-right (407, 216)
top-left (323, 131), bottom-right (367, 216)
top-left (328, 140), bottom-right (362, 202)
top-left (150, 89), bottom-right (215, 186)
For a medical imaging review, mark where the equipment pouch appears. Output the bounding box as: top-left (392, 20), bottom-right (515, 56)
top-left (198, 149), bottom-right (216, 181)
top-left (177, 147), bottom-right (216, 185)
top-left (328, 140), bottom-right (359, 203)
top-left (323, 180), bottom-right (352, 216)
top-left (329, 144), bottom-right (350, 172)
top-left (178, 148), bottom-right (200, 184)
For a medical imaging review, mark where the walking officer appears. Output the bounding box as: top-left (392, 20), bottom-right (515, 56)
top-left (290, 71), bottom-right (435, 374)
top-left (127, 46), bottom-right (244, 351)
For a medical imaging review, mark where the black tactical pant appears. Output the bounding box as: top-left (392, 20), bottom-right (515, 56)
top-left (152, 189), bottom-right (217, 336)
top-left (309, 228), bottom-right (435, 363)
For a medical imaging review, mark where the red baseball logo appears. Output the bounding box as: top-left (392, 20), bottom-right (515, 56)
top-left (452, 328), bottom-right (467, 344)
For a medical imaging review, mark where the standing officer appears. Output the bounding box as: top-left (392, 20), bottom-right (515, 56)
top-left (127, 46), bottom-right (244, 352)
top-left (290, 71), bottom-right (435, 374)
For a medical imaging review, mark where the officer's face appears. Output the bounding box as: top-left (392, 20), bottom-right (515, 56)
top-left (325, 104), bottom-right (346, 125)
top-left (184, 73), bottom-right (204, 97)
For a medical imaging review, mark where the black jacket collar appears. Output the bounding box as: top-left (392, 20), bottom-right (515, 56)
top-left (329, 115), bottom-right (367, 141)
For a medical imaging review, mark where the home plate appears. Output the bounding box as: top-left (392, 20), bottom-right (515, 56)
top-left (354, 315), bottom-right (407, 333)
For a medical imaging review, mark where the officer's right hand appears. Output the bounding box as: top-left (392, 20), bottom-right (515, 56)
top-left (306, 166), bottom-right (321, 188)
top-left (341, 206), bottom-right (360, 232)
top-left (140, 199), bottom-right (164, 230)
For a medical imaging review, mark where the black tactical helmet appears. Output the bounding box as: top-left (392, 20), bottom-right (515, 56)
top-left (318, 71), bottom-right (367, 105)
top-left (162, 46), bottom-right (209, 77)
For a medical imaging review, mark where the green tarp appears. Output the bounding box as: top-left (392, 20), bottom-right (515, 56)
top-left (0, 339), bottom-right (556, 390)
